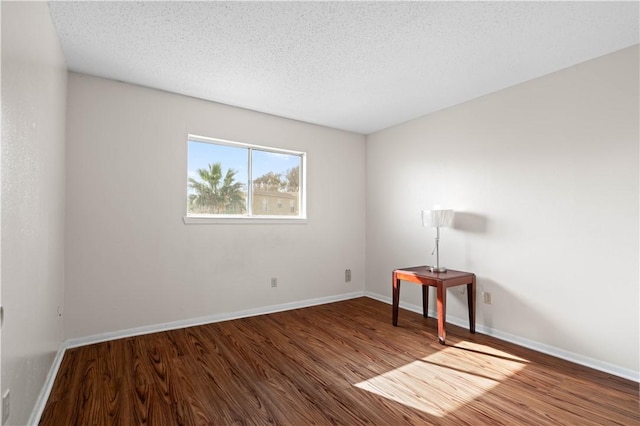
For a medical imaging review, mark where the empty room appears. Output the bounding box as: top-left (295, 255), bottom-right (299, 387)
top-left (2, 1), bottom-right (638, 425)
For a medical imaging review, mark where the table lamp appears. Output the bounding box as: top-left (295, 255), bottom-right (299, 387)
top-left (422, 209), bottom-right (454, 272)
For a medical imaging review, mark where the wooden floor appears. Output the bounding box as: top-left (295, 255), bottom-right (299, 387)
top-left (40, 297), bottom-right (639, 425)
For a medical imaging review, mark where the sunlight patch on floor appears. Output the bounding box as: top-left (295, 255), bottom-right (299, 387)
top-left (355, 341), bottom-right (528, 417)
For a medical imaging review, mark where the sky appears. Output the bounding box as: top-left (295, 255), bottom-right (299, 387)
top-left (187, 140), bottom-right (301, 190)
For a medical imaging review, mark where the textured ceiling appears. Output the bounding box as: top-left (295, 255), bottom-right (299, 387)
top-left (48, 1), bottom-right (639, 135)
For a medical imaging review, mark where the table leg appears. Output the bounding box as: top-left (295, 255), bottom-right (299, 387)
top-left (436, 284), bottom-right (446, 344)
top-left (392, 274), bottom-right (400, 326)
top-left (467, 278), bottom-right (476, 334)
top-left (422, 285), bottom-right (429, 318)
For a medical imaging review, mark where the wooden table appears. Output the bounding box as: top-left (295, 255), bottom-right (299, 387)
top-left (392, 266), bottom-right (476, 344)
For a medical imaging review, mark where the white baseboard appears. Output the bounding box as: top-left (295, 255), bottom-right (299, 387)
top-left (26, 344), bottom-right (67, 425)
top-left (65, 291), bottom-right (365, 349)
top-left (366, 291), bottom-right (640, 383)
top-left (28, 290), bottom-right (365, 424)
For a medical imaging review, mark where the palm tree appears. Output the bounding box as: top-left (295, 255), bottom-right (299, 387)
top-left (188, 163), bottom-right (246, 214)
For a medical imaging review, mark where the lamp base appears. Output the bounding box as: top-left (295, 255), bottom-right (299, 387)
top-left (427, 266), bottom-right (448, 273)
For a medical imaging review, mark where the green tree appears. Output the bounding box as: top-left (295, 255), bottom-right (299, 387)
top-left (253, 171), bottom-right (283, 191)
top-left (253, 166), bottom-right (299, 193)
top-left (284, 166), bottom-right (299, 192)
top-left (188, 163), bottom-right (246, 214)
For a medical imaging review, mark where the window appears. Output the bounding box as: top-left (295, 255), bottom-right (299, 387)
top-left (186, 135), bottom-right (306, 221)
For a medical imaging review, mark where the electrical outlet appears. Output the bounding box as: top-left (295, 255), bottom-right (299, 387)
top-left (458, 287), bottom-right (466, 295)
top-left (345, 269), bottom-right (351, 282)
top-left (483, 292), bottom-right (492, 304)
top-left (2, 389), bottom-right (10, 425)
top-left (271, 277), bottom-right (277, 288)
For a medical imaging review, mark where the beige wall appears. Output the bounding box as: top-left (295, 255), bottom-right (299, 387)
top-left (1, 2), bottom-right (67, 424)
top-left (64, 73), bottom-right (366, 339)
top-left (366, 46), bottom-right (639, 377)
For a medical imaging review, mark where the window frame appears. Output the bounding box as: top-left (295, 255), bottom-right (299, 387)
top-left (184, 134), bottom-right (307, 224)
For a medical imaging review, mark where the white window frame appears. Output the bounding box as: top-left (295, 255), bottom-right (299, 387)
top-left (184, 134), bottom-right (307, 224)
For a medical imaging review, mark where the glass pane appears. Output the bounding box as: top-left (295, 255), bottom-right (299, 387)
top-left (187, 141), bottom-right (248, 215)
top-left (252, 149), bottom-right (301, 216)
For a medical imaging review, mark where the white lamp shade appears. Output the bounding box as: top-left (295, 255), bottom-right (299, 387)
top-left (422, 209), bottom-right (454, 228)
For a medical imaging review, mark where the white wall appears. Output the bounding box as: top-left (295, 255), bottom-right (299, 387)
top-left (64, 73), bottom-right (366, 339)
top-left (366, 46), bottom-right (639, 377)
top-left (1, 2), bottom-right (67, 424)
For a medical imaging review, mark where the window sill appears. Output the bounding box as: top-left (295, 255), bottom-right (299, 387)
top-left (183, 216), bottom-right (308, 225)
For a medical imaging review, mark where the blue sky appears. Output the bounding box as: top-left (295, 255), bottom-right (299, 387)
top-left (187, 140), bottom-right (300, 189)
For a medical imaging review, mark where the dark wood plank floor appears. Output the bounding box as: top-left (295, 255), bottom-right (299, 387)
top-left (40, 297), bottom-right (639, 425)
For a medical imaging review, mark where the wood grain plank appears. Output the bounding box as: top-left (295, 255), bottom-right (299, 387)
top-left (40, 297), bottom-right (639, 425)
